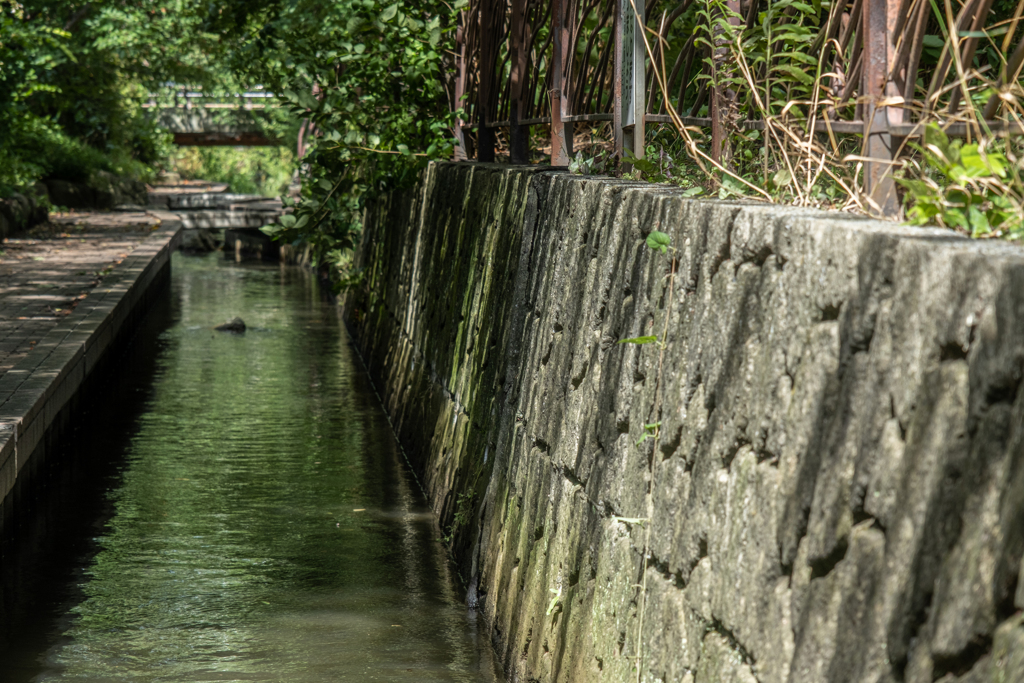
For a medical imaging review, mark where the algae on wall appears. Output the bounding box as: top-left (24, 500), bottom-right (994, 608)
top-left (344, 162), bottom-right (1024, 683)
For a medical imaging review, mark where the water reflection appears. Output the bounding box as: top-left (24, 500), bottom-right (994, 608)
top-left (0, 253), bottom-right (500, 683)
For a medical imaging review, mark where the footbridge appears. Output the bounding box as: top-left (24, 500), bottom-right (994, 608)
top-left (144, 89), bottom-right (282, 146)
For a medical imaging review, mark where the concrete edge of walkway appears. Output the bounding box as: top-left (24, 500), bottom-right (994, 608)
top-left (0, 215), bottom-right (183, 510)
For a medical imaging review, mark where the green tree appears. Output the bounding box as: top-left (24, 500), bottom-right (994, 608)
top-left (215, 0), bottom-right (460, 267)
top-left (1, 0), bottom-right (242, 193)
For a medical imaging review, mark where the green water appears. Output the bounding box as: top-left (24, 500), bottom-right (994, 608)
top-left (0, 253), bottom-right (500, 683)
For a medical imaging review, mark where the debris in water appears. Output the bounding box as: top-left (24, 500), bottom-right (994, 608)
top-left (215, 317), bottom-right (246, 333)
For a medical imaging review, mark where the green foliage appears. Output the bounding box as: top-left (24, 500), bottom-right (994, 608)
top-left (442, 491), bottom-right (475, 546)
top-left (645, 230), bottom-right (672, 254)
top-left (899, 124), bottom-right (1024, 238)
top-left (617, 335), bottom-right (658, 345)
top-left (219, 0), bottom-right (458, 267)
top-left (630, 0), bottom-right (1024, 226)
top-left (636, 422), bottom-right (661, 446)
top-left (1, 0), bottom-right (252, 195)
top-left (172, 147), bottom-right (295, 196)
top-left (621, 140), bottom-right (707, 194)
top-left (546, 587), bottom-right (562, 616)
top-left (568, 149), bottom-right (609, 175)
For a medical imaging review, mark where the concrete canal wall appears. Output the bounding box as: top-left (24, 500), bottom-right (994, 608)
top-left (344, 162), bottom-right (1024, 683)
top-left (0, 217), bottom-right (182, 536)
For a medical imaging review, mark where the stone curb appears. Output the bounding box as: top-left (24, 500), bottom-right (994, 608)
top-left (0, 217), bottom-right (183, 507)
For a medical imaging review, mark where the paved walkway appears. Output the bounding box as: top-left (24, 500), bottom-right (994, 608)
top-left (1, 208), bottom-right (182, 523)
top-left (0, 211), bottom-right (169, 376)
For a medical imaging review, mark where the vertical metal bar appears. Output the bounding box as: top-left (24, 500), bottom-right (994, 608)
top-left (510, 0), bottom-right (530, 164)
top-left (478, 0), bottom-right (497, 162)
top-left (900, 0), bottom-right (930, 105)
top-left (617, 0), bottom-right (645, 164)
top-left (862, 0), bottom-right (898, 214)
top-left (631, 0), bottom-right (645, 155)
top-left (710, 0), bottom-right (740, 166)
top-left (923, 0), bottom-right (979, 114)
top-left (454, 21), bottom-right (469, 161)
top-left (947, 0), bottom-right (996, 114)
top-left (614, 0), bottom-right (624, 158)
top-left (551, 0), bottom-right (572, 164)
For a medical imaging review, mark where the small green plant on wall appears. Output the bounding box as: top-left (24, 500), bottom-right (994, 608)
top-left (442, 491), bottom-right (475, 546)
top-left (615, 230), bottom-right (675, 348)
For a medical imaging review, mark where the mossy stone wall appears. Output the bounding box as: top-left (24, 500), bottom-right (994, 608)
top-left (344, 162), bottom-right (1024, 683)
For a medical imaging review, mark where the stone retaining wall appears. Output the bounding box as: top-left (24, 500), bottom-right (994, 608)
top-left (343, 163), bottom-right (1024, 683)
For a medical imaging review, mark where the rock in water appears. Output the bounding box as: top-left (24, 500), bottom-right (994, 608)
top-left (215, 317), bottom-right (246, 333)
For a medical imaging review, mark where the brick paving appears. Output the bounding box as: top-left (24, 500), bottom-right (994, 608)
top-left (0, 210), bottom-right (167, 377)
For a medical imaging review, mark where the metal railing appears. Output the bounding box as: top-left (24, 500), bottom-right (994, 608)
top-left (450, 0), bottom-right (1023, 214)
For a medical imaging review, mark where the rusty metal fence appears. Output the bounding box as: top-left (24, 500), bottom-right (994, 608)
top-left (450, 0), bottom-right (1024, 214)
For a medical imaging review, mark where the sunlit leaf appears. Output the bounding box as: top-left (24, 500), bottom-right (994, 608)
top-left (646, 230), bottom-right (671, 253)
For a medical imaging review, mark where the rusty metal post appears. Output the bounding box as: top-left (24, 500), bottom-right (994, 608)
top-left (710, 0), bottom-right (741, 167)
top-left (509, 0), bottom-right (530, 164)
top-left (454, 21), bottom-right (469, 161)
top-left (478, 0), bottom-right (498, 162)
top-left (861, 0), bottom-right (898, 214)
top-left (550, 0), bottom-right (572, 165)
top-left (616, 0), bottom-right (645, 166)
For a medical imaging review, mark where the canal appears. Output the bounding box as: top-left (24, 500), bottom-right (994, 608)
top-left (0, 252), bottom-right (502, 682)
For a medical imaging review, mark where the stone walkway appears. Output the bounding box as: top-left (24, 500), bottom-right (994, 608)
top-left (0, 208), bottom-right (182, 521)
top-left (0, 210), bottom-right (170, 376)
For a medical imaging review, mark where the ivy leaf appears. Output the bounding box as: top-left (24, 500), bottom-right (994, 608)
top-left (381, 3), bottom-right (398, 21)
top-left (645, 230), bottom-right (671, 253)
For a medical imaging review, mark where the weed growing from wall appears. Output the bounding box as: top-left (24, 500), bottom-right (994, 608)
top-left (614, 229), bottom-right (679, 683)
top-left (443, 490), bottom-right (476, 547)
